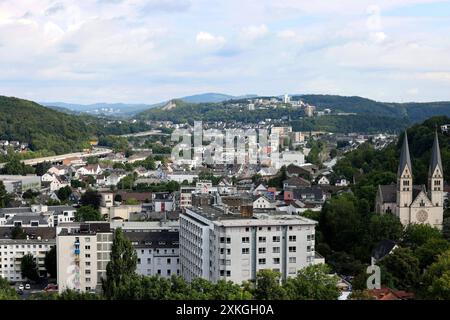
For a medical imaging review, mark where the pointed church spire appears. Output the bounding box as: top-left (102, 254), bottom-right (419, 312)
top-left (398, 130), bottom-right (412, 176)
top-left (429, 130), bottom-right (443, 176)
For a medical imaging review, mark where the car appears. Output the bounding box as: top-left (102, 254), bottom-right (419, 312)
top-left (18, 284), bottom-right (24, 291)
top-left (44, 284), bottom-right (58, 292)
top-left (25, 284), bottom-right (31, 290)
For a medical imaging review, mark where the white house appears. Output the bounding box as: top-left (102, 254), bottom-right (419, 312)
top-left (318, 176), bottom-right (330, 185)
top-left (253, 195), bottom-right (276, 210)
top-left (335, 178), bottom-right (349, 187)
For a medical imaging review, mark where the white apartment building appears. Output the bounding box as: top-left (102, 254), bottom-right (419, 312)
top-left (180, 186), bottom-right (197, 208)
top-left (123, 230), bottom-right (180, 278)
top-left (56, 222), bottom-right (113, 293)
top-left (0, 205), bottom-right (76, 227)
top-left (0, 227), bottom-right (56, 282)
top-left (180, 206), bottom-right (319, 284)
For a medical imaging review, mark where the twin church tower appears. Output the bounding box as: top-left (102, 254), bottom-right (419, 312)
top-left (375, 131), bottom-right (444, 229)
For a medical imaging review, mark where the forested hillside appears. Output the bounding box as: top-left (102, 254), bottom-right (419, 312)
top-left (0, 96), bottom-right (151, 156)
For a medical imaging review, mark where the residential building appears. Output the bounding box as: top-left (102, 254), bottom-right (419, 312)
top-left (180, 206), bottom-right (318, 284)
top-left (123, 229), bottom-right (180, 278)
top-left (0, 227), bottom-right (56, 282)
top-left (56, 222), bottom-right (113, 293)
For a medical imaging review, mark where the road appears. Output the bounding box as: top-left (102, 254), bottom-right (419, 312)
top-left (120, 130), bottom-right (170, 138)
top-left (0, 147), bottom-right (113, 169)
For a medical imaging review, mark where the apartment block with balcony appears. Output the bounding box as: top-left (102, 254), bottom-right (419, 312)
top-left (0, 227), bottom-right (56, 282)
top-left (180, 206), bottom-right (319, 284)
top-left (56, 222), bottom-right (112, 294)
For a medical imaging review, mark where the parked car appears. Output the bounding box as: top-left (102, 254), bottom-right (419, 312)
top-left (18, 284), bottom-right (24, 291)
top-left (25, 284), bottom-right (31, 290)
top-left (44, 284), bottom-right (58, 292)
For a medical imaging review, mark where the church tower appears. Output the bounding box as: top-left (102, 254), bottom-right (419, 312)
top-left (428, 131), bottom-right (444, 207)
top-left (396, 131), bottom-right (413, 220)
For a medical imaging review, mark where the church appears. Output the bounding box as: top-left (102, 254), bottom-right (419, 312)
top-left (375, 131), bottom-right (444, 229)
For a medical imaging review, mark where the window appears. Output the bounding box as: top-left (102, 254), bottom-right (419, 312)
top-left (220, 237), bottom-right (225, 243)
top-left (273, 247), bottom-right (280, 253)
top-left (85, 254), bottom-right (91, 258)
top-left (85, 270), bottom-right (91, 275)
top-left (289, 235), bottom-right (296, 242)
top-left (137, 258), bottom-right (141, 264)
top-left (307, 246), bottom-right (311, 252)
top-left (289, 246), bottom-right (296, 253)
top-left (258, 248), bottom-right (266, 254)
top-left (258, 258), bottom-right (266, 265)
top-left (85, 245), bottom-right (90, 250)
top-left (242, 248), bottom-right (249, 254)
top-left (258, 237), bottom-right (266, 243)
top-left (86, 262), bottom-right (91, 266)
top-left (272, 236), bottom-right (280, 242)
top-left (289, 257), bottom-right (296, 263)
top-left (167, 258), bottom-right (171, 264)
top-left (241, 237), bottom-right (250, 243)
top-left (273, 258), bottom-right (280, 264)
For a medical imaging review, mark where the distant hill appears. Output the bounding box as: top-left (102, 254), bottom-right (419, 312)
top-left (179, 93), bottom-right (257, 103)
top-left (136, 94), bottom-right (450, 133)
top-left (0, 96), bottom-right (99, 154)
top-left (41, 93), bottom-right (258, 117)
top-left (41, 101), bottom-right (160, 117)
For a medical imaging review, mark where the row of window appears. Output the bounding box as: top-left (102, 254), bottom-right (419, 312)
top-left (137, 258), bottom-right (180, 265)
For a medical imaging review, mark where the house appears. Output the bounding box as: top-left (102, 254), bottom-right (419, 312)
top-left (47, 165), bottom-right (68, 176)
top-left (283, 176), bottom-right (311, 190)
top-left (371, 240), bottom-right (398, 262)
top-left (317, 176), bottom-right (330, 185)
top-left (286, 164), bottom-right (317, 178)
top-left (253, 195), bottom-right (276, 210)
top-left (335, 178), bottom-right (349, 187)
top-left (284, 187), bottom-right (325, 204)
top-left (253, 184), bottom-right (268, 196)
top-left (76, 164), bottom-right (103, 176)
top-left (366, 287), bottom-right (415, 300)
top-left (49, 176), bottom-right (69, 192)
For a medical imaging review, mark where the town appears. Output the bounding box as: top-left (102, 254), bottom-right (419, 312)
top-left (1, 108), bottom-right (448, 300)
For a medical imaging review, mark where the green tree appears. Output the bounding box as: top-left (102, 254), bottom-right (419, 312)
top-left (284, 264), bottom-right (340, 300)
top-left (57, 186), bottom-right (72, 203)
top-left (35, 161), bottom-right (52, 176)
top-left (319, 193), bottom-right (363, 253)
top-left (421, 248), bottom-right (450, 299)
top-left (21, 254), bottom-right (39, 282)
top-left (0, 277), bottom-right (19, 300)
top-left (0, 181), bottom-right (10, 208)
top-left (44, 246), bottom-right (57, 278)
top-left (1, 158), bottom-right (35, 175)
top-left (415, 238), bottom-right (450, 270)
top-left (80, 189), bottom-right (101, 209)
top-left (124, 198), bottom-right (139, 205)
top-left (75, 206), bottom-right (103, 222)
top-left (102, 228), bottom-right (138, 299)
top-left (379, 247), bottom-right (420, 290)
top-left (402, 224), bottom-right (443, 249)
top-left (253, 269), bottom-right (286, 300)
top-left (367, 213), bottom-right (403, 245)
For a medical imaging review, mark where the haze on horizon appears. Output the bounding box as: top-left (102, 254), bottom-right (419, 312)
top-left (1, 0), bottom-right (450, 105)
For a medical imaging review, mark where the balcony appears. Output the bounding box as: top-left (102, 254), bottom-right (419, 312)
top-left (74, 249), bottom-right (80, 255)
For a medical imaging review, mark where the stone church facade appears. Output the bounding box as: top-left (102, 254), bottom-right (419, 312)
top-left (375, 131), bottom-right (444, 229)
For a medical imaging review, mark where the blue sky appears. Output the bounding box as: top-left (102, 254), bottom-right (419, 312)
top-left (0, 0), bottom-right (450, 104)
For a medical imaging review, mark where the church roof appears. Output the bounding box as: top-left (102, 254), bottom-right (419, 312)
top-left (379, 184), bottom-right (396, 203)
top-left (429, 131), bottom-right (443, 176)
top-left (398, 131), bottom-right (412, 176)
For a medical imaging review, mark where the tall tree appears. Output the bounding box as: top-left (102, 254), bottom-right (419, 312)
top-left (21, 253), bottom-right (39, 282)
top-left (75, 206), bottom-right (103, 222)
top-left (421, 248), bottom-right (450, 299)
top-left (44, 246), bottom-right (57, 278)
top-left (80, 189), bottom-right (101, 209)
top-left (284, 264), bottom-right (340, 300)
top-left (0, 181), bottom-right (9, 208)
top-left (102, 228), bottom-right (137, 299)
top-left (253, 269), bottom-right (286, 300)
top-left (379, 247), bottom-right (420, 291)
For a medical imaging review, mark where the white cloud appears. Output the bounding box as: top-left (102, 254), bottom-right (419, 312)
top-left (195, 31), bottom-right (226, 47)
top-left (240, 24), bottom-right (268, 41)
top-left (277, 29), bottom-right (296, 39)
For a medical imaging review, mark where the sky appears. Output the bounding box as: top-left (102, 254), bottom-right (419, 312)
top-left (1, 0), bottom-right (450, 104)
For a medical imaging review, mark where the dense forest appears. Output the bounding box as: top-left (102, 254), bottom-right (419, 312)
top-left (0, 96), bottom-right (152, 157)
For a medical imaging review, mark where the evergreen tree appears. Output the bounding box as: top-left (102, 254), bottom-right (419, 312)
top-left (102, 228), bottom-right (137, 299)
